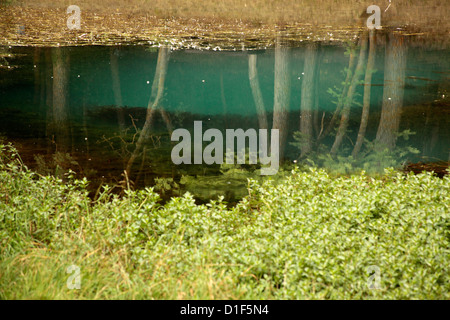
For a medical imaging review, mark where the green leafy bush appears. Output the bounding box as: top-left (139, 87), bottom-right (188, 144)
top-left (0, 142), bottom-right (448, 299)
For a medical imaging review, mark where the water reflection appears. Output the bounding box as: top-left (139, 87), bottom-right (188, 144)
top-left (0, 30), bottom-right (448, 202)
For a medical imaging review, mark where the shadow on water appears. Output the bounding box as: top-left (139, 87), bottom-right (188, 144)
top-left (0, 30), bottom-right (449, 203)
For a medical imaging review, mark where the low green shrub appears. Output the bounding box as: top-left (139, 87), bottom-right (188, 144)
top-left (0, 142), bottom-right (448, 299)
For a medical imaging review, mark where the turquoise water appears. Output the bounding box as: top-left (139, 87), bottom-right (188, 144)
top-left (3, 46), bottom-right (447, 114)
top-left (0, 43), bottom-right (449, 201)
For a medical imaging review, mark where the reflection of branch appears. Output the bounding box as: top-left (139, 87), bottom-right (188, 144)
top-left (318, 44), bottom-right (357, 142)
top-left (159, 108), bottom-right (173, 134)
top-left (126, 47), bottom-right (170, 176)
top-left (318, 111), bottom-right (325, 138)
top-left (331, 32), bottom-right (368, 156)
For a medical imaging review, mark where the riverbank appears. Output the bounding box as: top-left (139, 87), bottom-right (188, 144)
top-left (1, 1), bottom-right (449, 48)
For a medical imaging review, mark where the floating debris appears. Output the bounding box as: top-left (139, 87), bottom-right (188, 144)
top-left (2, 6), bottom-right (447, 50)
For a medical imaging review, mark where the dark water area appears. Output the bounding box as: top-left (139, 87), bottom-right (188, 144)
top-left (0, 37), bottom-right (449, 202)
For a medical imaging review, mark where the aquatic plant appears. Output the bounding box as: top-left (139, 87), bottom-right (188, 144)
top-left (291, 129), bottom-right (420, 175)
top-left (1, 142), bottom-right (448, 299)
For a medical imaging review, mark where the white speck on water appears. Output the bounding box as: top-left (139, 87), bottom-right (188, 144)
top-left (302, 72), bottom-right (305, 75)
top-left (84, 137), bottom-right (88, 140)
top-left (202, 79), bottom-right (205, 83)
top-left (298, 77), bottom-right (301, 80)
top-left (208, 118), bottom-right (210, 120)
top-left (146, 81), bottom-right (150, 84)
top-left (33, 65), bottom-right (36, 68)
top-left (77, 75), bottom-right (80, 78)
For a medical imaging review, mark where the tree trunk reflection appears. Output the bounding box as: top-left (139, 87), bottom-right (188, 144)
top-left (376, 32), bottom-right (408, 150)
top-left (272, 35), bottom-right (290, 158)
top-left (299, 42), bottom-right (318, 157)
top-left (126, 47), bottom-right (171, 176)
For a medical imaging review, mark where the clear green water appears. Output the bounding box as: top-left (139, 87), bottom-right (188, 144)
top-left (0, 43), bottom-right (449, 202)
